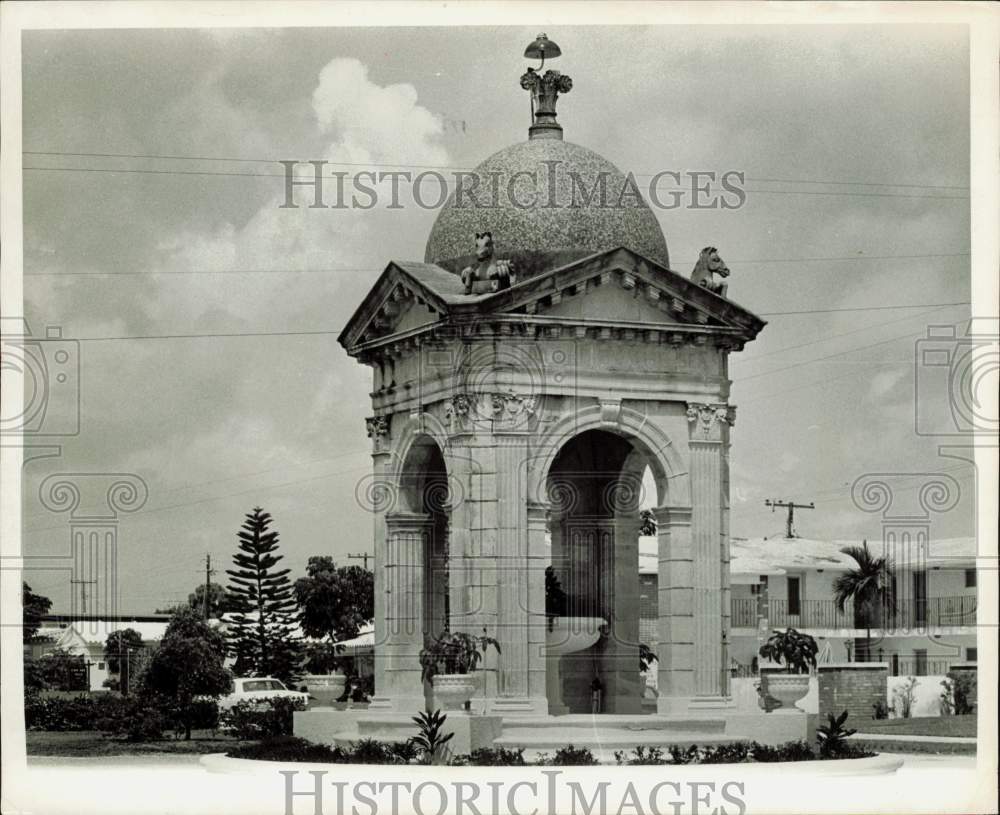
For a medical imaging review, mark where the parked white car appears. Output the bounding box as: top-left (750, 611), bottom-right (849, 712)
top-left (218, 677), bottom-right (310, 710)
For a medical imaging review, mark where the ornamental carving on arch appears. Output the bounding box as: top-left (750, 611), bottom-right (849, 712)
top-left (365, 415), bottom-right (391, 452)
top-left (686, 402), bottom-right (735, 442)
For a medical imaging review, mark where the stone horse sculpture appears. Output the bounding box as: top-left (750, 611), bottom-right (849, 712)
top-left (461, 232), bottom-right (517, 295)
top-left (690, 246), bottom-right (730, 298)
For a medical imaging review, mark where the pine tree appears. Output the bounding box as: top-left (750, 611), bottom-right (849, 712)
top-left (225, 507), bottom-right (302, 683)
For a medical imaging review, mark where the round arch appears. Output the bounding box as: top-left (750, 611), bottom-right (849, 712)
top-left (527, 403), bottom-right (691, 511)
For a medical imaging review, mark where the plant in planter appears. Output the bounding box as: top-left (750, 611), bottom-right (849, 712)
top-left (419, 629), bottom-right (501, 711)
top-left (758, 627), bottom-right (818, 713)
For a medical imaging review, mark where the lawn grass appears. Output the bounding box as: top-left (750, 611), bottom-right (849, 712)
top-left (27, 730), bottom-right (245, 757)
top-left (858, 715), bottom-right (976, 738)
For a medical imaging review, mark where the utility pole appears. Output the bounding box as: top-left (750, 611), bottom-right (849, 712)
top-left (203, 554), bottom-right (216, 621)
top-left (764, 499), bottom-right (815, 539)
top-left (347, 552), bottom-right (373, 570)
top-left (69, 577), bottom-right (97, 617)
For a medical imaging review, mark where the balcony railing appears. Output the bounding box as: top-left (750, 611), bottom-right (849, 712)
top-left (730, 595), bottom-right (976, 630)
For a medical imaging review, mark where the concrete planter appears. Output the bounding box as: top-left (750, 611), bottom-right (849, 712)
top-left (303, 673), bottom-right (347, 706)
top-left (201, 750), bottom-right (903, 774)
top-left (765, 673), bottom-right (810, 713)
top-left (432, 673), bottom-right (479, 712)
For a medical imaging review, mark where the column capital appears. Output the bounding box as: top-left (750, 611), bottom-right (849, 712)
top-left (685, 402), bottom-right (735, 443)
top-left (653, 505), bottom-right (692, 525)
top-left (366, 414), bottom-right (391, 453)
top-left (385, 510), bottom-right (434, 530)
top-left (526, 500), bottom-right (551, 526)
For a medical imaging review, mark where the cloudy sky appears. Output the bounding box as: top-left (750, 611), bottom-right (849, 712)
top-left (19, 25), bottom-right (974, 614)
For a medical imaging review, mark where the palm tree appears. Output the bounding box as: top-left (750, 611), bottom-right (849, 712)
top-left (832, 540), bottom-right (894, 662)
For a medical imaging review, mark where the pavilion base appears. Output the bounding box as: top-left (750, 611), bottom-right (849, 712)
top-left (294, 707), bottom-right (807, 763)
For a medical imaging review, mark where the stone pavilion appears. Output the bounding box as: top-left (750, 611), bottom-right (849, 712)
top-left (301, 42), bottom-right (780, 751)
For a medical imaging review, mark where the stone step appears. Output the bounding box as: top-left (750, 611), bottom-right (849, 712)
top-left (495, 729), bottom-right (730, 749)
top-left (500, 714), bottom-right (726, 734)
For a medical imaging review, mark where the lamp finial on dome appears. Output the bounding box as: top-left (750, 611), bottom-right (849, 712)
top-left (521, 34), bottom-right (572, 141)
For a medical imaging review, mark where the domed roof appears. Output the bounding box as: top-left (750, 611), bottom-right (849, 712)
top-left (424, 138), bottom-right (670, 274)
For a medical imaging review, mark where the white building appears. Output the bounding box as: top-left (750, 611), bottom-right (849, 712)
top-left (638, 536), bottom-right (977, 679)
top-left (36, 620), bottom-right (169, 691)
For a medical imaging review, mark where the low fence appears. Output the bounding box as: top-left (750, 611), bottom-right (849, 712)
top-left (730, 595), bottom-right (976, 630)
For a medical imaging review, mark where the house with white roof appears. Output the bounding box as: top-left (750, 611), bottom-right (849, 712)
top-left (41, 619), bottom-right (170, 691)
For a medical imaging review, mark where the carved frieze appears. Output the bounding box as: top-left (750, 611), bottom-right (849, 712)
top-left (686, 402), bottom-right (735, 442)
top-left (442, 390), bottom-right (538, 433)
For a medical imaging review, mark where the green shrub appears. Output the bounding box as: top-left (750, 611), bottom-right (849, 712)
top-left (699, 742), bottom-right (751, 764)
top-left (816, 710), bottom-right (858, 758)
top-left (452, 747), bottom-right (527, 766)
top-left (537, 745), bottom-right (599, 766)
top-left (750, 740), bottom-right (815, 762)
top-left (343, 738), bottom-right (408, 764)
top-left (409, 710), bottom-right (455, 765)
top-left (615, 746), bottom-right (668, 765)
top-left (220, 697), bottom-right (306, 740)
top-left (25, 694), bottom-right (125, 732)
top-left (96, 696), bottom-right (168, 742)
top-left (668, 744), bottom-right (700, 765)
top-left (229, 736), bottom-right (346, 762)
top-left (940, 671), bottom-right (976, 716)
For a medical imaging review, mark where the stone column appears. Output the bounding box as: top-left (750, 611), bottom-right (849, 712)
top-left (603, 511), bottom-right (641, 713)
top-left (364, 417), bottom-right (393, 710)
top-left (656, 505), bottom-right (694, 713)
top-left (685, 402), bottom-right (733, 705)
top-left (524, 501), bottom-right (550, 712)
top-left (381, 511), bottom-right (433, 712)
top-left (488, 433), bottom-right (547, 714)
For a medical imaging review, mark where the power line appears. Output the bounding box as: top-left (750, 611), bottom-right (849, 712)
top-left (22, 150), bottom-right (969, 190)
top-left (742, 176), bottom-right (967, 191)
top-left (48, 300), bottom-right (969, 342)
top-left (733, 327), bottom-right (941, 384)
top-left (23, 165), bottom-right (969, 200)
top-left (756, 300), bottom-right (969, 317)
top-left (738, 304), bottom-right (959, 363)
top-left (22, 461), bottom-right (371, 536)
top-left (724, 252), bottom-right (969, 264)
top-left (20, 252), bottom-right (971, 278)
top-left (20, 446), bottom-right (371, 526)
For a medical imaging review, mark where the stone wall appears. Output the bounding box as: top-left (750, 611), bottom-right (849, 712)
top-left (818, 662), bottom-right (888, 725)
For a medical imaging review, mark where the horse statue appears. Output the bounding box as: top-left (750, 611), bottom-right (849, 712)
top-left (690, 246), bottom-right (730, 297)
top-left (461, 232), bottom-right (516, 295)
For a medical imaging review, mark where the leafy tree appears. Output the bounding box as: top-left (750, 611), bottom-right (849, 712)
top-left (141, 606), bottom-right (232, 739)
top-left (153, 583), bottom-right (239, 617)
top-left (832, 540), bottom-right (894, 661)
top-left (225, 507), bottom-right (302, 683)
top-left (38, 648), bottom-right (88, 691)
top-left (639, 509), bottom-right (657, 537)
top-left (294, 557), bottom-right (373, 644)
top-left (187, 583), bottom-right (239, 618)
top-left (22, 582), bottom-right (52, 642)
top-left (104, 628), bottom-right (144, 695)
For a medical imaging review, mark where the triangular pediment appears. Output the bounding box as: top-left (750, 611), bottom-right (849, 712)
top-left (339, 247), bottom-right (765, 356)
top-left (338, 261), bottom-right (458, 350)
top-left (468, 247), bottom-right (766, 334)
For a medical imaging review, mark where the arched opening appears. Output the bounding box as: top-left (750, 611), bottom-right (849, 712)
top-left (397, 434), bottom-right (450, 705)
top-left (545, 429), bottom-right (661, 715)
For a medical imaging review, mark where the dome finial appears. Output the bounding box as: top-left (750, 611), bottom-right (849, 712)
top-left (521, 34), bottom-right (572, 140)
